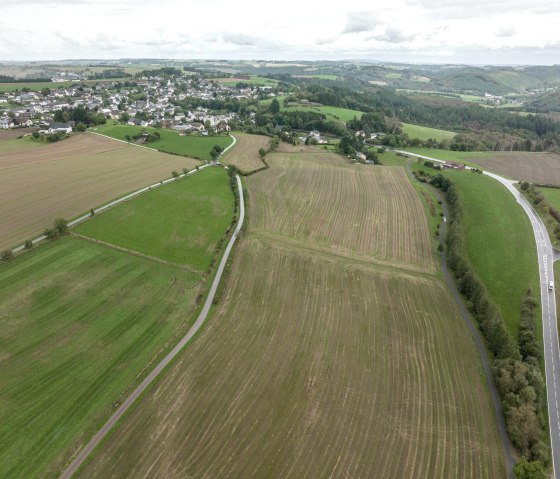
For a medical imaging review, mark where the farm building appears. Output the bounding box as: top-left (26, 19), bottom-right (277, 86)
top-left (442, 161), bottom-right (465, 170)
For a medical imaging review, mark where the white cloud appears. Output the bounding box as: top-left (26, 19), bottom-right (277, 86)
top-left (0, 0), bottom-right (559, 64)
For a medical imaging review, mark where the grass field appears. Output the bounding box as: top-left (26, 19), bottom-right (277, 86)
top-left (293, 74), bottom-right (340, 80)
top-left (538, 186), bottom-right (560, 211)
top-left (283, 104), bottom-right (363, 123)
top-left (216, 75), bottom-right (278, 86)
top-left (81, 151), bottom-right (505, 478)
top-left (221, 132), bottom-right (269, 173)
top-left (75, 167), bottom-right (234, 272)
top-left (472, 152), bottom-right (560, 185)
top-left (401, 147), bottom-right (491, 163)
top-left (442, 169), bottom-right (539, 336)
top-left (402, 122), bottom-right (457, 141)
top-left (0, 78), bottom-right (130, 92)
top-left (93, 124), bottom-right (232, 161)
top-left (248, 153), bottom-right (436, 272)
top-left (0, 237), bottom-right (203, 479)
top-left (0, 133), bottom-right (200, 250)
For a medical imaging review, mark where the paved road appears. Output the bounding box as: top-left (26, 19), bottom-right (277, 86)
top-left (60, 173), bottom-right (245, 479)
top-left (395, 148), bottom-right (560, 478)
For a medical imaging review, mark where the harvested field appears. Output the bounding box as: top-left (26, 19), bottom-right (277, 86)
top-left (0, 128), bottom-right (37, 141)
top-left (247, 153), bottom-right (436, 271)
top-left (274, 141), bottom-right (326, 154)
top-left (81, 237), bottom-right (505, 479)
top-left (0, 237), bottom-right (202, 479)
top-left (222, 133), bottom-right (269, 173)
top-left (473, 151), bottom-right (560, 185)
top-left (0, 133), bottom-right (199, 250)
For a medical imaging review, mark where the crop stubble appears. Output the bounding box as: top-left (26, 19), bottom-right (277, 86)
top-left (248, 153), bottom-right (436, 271)
top-left (80, 150), bottom-right (504, 478)
top-left (222, 133), bottom-right (270, 173)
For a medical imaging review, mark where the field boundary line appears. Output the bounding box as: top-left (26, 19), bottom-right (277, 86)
top-left (70, 233), bottom-right (204, 277)
top-left (251, 229), bottom-right (438, 279)
top-left (9, 164), bottom-right (212, 255)
top-left (59, 173), bottom-right (245, 479)
top-left (88, 131), bottom-right (160, 152)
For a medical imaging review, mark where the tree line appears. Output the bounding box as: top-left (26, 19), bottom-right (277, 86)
top-left (429, 174), bottom-right (549, 478)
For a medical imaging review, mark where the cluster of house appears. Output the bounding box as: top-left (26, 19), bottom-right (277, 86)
top-left (0, 73), bottom-right (270, 133)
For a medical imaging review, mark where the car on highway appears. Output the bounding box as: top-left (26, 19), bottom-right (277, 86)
top-left (549, 281), bottom-right (554, 290)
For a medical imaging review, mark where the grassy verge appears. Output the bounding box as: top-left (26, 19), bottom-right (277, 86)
top-left (440, 169), bottom-right (539, 337)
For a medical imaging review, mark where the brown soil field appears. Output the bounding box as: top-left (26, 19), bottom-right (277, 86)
top-left (222, 133), bottom-right (269, 173)
top-left (81, 237), bottom-right (504, 479)
top-left (0, 133), bottom-right (199, 250)
top-left (275, 141), bottom-right (326, 154)
top-left (474, 151), bottom-right (560, 185)
top-left (247, 153), bottom-right (436, 272)
top-left (0, 128), bottom-right (37, 141)
top-left (79, 151), bottom-right (504, 478)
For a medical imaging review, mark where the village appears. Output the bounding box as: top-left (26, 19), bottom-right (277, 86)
top-left (0, 73), bottom-right (273, 134)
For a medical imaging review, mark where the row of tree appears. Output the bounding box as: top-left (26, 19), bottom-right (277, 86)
top-left (429, 174), bottom-right (548, 477)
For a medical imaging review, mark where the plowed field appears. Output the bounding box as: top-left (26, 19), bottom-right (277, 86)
top-left (80, 151), bottom-right (505, 478)
top-left (0, 133), bottom-right (199, 249)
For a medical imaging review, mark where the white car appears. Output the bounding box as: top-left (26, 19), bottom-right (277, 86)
top-left (549, 281), bottom-right (554, 290)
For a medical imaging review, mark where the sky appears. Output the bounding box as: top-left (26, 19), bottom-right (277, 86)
top-left (1, 0), bottom-right (560, 65)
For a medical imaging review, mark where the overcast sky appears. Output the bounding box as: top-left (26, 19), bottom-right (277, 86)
top-left (1, 0), bottom-right (560, 65)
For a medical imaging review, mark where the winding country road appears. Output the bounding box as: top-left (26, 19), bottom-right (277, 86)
top-left (59, 173), bottom-right (245, 479)
top-left (396, 148), bottom-right (560, 478)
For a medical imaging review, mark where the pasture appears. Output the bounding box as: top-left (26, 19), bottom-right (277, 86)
top-left (441, 169), bottom-right (539, 336)
top-left (0, 237), bottom-right (202, 479)
top-left (402, 122), bottom-right (456, 141)
top-left (221, 132), bottom-right (269, 173)
top-left (93, 124), bottom-right (233, 161)
top-left (0, 133), bottom-right (199, 250)
top-left (81, 235), bottom-right (505, 479)
top-left (283, 104), bottom-right (363, 123)
top-left (247, 153), bottom-right (436, 272)
top-left (216, 75), bottom-right (278, 86)
top-left (75, 167), bottom-right (234, 272)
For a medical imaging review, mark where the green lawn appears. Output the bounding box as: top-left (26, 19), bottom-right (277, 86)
top-left (75, 167), bottom-right (234, 272)
top-left (385, 72), bottom-right (402, 79)
top-left (402, 123), bottom-right (457, 142)
top-left (93, 124), bottom-right (232, 161)
top-left (0, 237), bottom-right (201, 479)
top-left (442, 169), bottom-right (539, 337)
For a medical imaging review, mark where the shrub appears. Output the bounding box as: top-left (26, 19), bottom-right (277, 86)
top-left (171, 171), bottom-right (180, 178)
top-left (24, 240), bottom-right (33, 249)
top-left (54, 218), bottom-right (68, 235)
top-left (1, 250), bottom-right (13, 261)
